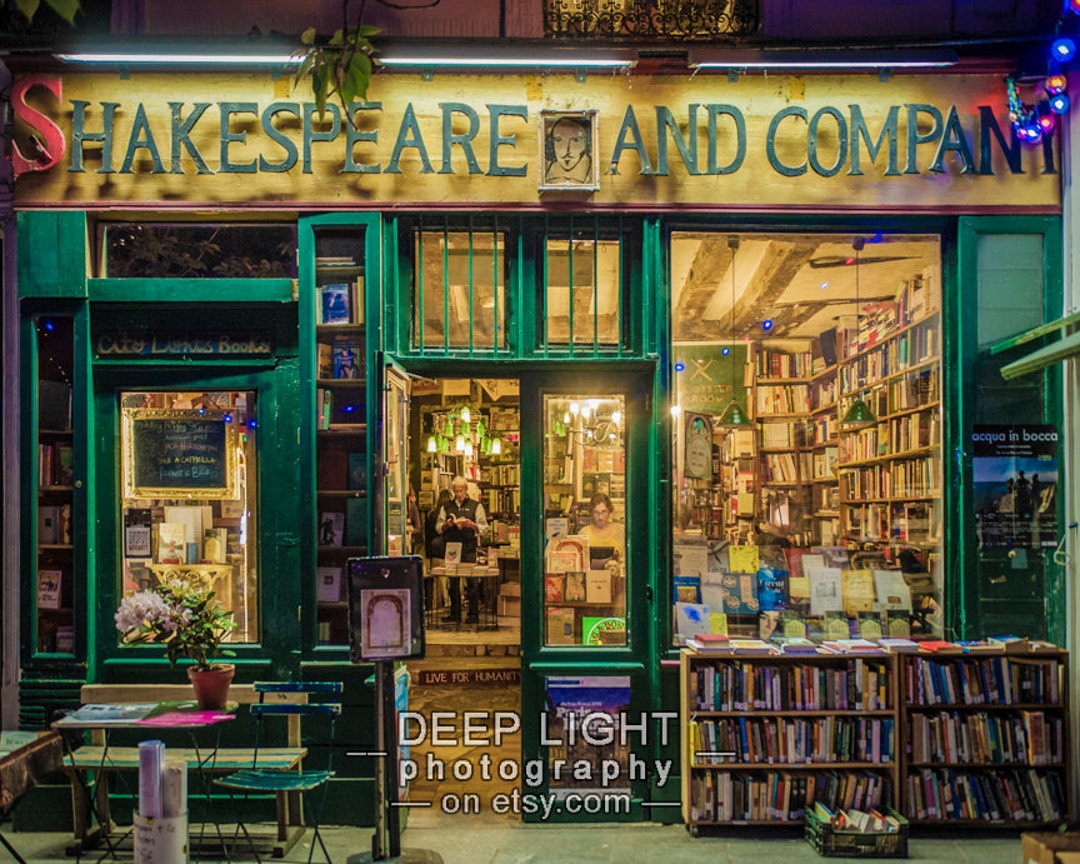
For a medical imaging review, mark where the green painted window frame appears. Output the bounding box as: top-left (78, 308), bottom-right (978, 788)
top-left (953, 216), bottom-right (1065, 644)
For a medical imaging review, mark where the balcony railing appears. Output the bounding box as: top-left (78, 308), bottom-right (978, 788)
top-left (545, 0), bottom-right (759, 40)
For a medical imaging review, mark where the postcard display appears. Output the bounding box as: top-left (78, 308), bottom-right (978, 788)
top-left (673, 266), bottom-right (944, 648)
top-left (314, 227), bottom-right (368, 644)
top-left (679, 644), bottom-right (1071, 833)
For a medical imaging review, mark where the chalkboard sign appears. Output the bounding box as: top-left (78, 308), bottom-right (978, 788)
top-left (123, 409), bottom-right (238, 499)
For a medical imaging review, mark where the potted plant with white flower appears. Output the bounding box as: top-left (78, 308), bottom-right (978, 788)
top-left (115, 581), bottom-right (238, 709)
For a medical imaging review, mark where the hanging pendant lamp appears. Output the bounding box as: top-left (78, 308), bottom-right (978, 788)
top-left (716, 234), bottom-right (752, 429)
top-left (840, 236), bottom-right (877, 430)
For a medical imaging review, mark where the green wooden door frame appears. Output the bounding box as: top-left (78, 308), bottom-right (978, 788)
top-left (517, 365), bottom-right (659, 822)
top-left (90, 351), bottom-right (301, 682)
top-left (298, 213), bottom-right (382, 659)
top-left (954, 216), bottom-right (1065, 644)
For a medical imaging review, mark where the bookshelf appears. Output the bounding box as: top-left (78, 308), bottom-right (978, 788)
top-left (834, 275), bottom-right (942, 550)
top-left (680, 649), bottom-right (901, 832)
top-left (35, 315), bottom-right (75, 655)
top-left (312, 226), bottom-right (368, 645)
top-left (901, 651), bottom-right (1071, 826)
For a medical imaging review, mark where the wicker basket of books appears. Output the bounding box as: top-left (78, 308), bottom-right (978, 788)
top-left (805, 803), bottom-right (908, 858)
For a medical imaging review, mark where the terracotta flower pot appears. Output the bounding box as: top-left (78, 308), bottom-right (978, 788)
top-left (187, 664), bottom-right (235, 710)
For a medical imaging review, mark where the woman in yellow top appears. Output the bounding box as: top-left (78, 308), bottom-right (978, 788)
top-left (582, 492), bottom-right (625, 563)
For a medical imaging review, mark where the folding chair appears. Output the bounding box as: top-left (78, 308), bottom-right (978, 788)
top-left (214, 681), bottom-right (343, 864)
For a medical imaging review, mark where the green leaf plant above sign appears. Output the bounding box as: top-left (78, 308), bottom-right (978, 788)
top-left (295, 20), bottom-right (381, 132)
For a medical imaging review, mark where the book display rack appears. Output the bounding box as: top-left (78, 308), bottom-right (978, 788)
top-left (680, 643), bottom-right (1072, 834)
top-left (901, 650), bottom-right (1070, 826)
top-left (311, 226), bottom-right (368, 645)
top-left (680, 648), bottom-right (900, 832)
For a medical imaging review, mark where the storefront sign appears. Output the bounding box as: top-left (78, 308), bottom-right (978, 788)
top-left (95, 331), bottom-right (273, 357)
top-left (12, 72), bottom-right (1059, 209)
top-left (415, 668), bottom-right (521, 686)
top-left (971, 424), bottom-right (1058, 549)
top-left (673, 343), bottom-right (749, 415)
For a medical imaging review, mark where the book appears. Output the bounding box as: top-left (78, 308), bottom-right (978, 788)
top-left (202, 528), bottom-right (228, 563)
top-left (38, 506), bottom-right (61, 545)
top-left (719, 572), bottom-right (759, 615)
top-left (877, 637), bottom-right (920, 653)
top-left (673, 574), bottom-right (701, 604)
top-left (317, 566), bottom-right (343, 603)
top-left (332, 339), bottom-right (362, 379)
top-left (728, 639), bottom-right (778, 656)
top-left (444, 542), bottom-right (463, 566)
top-left (545, 575), bottom-right (565, 603)
top-left (857, 611), bottom-right (884, 640)
top-left (564, 571), bottom-right (587, 602)
top-left (585, 570), bottom-right (612, 604)
top-left (346, 497), bottom-right (367, 546)
top-left (823, 638), bottom-right (885, 653)
top-left (59, 703), bottom-right (158, 725)
top-left (317, 342), bottom-right (334, 379)
top-left (56, 444), bottom-right (74, 485)
top-left (546, 607), bottom-right (575, 645)
top-left (884, 610), bottom-right (912, 638)
top-left (685, 634), bottom-right (733, 653)
top-left (347, 452), bottom-right (367, 490)
top-left (728, 545), bottom-right (760, 574)
top-left (320, 282), bottom-right (352, 324)
top-left (124, 508), bottom-right (152, 557)
top-left (318, 512), bottom-right (345, 547)
top-left (774, 636), bottom-right (820, 654)
top-left (918, 640), bottom-right (964, 654)
top-left (675, 602), bottom-right (711, 641)
top-left (841, 568), bottom-right (875, 613)
top-left (987, 635), bottom-right (1031, 654)
top-left (37, 569), bottom-right (62, 610)
top-left (157, 522), bottom-right (188, 563)
top-left (756, 567), bottom-right (787, 612)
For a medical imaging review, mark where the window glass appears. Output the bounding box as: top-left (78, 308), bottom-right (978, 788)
top-left (102, 223), bottom-right (296, 278)
top-left (543, 393), bottom-right (627, 647)
top-left (413, 230), bottom-right (507, 351)
top-left (671, 231), bottom-right (944, 645)
top-left (544, 238), bottom-right (622, 346)
top-left (118, 390), bottom-right (258, 643)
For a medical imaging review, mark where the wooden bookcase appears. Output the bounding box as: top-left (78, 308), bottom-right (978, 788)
top-left (901, 650), bottom-right (1071, 827)
top-left (680, 649), bottom-right (901, 832)
top-left (310, 225), bottom-right (369, 645)
top-left (834, 277), bottom-right (942, 549)
top-left (34, 315), bottom-right (76, 655)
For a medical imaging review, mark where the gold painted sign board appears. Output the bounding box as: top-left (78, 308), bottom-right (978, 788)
top-left (13, 71), bottom-right (1059, 210)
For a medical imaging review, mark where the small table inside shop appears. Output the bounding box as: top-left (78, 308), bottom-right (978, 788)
top-left (427, 564), bottom-right (501, 631)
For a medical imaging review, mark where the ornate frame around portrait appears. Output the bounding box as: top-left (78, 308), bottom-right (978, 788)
top-left (538, 109), bottom-right (600, 192)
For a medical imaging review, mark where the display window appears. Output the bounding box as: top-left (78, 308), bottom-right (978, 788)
top-left (670, 231), bottom-right (944, 644)
top-left (117, 389), bottom-right (259, 644)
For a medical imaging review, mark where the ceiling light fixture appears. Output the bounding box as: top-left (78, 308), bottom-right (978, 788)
top-left (840, 237), bottom-right (878, 430)
top-left (716, 235), bottom-right (752, 429)
top-left (380, 44), bottom-right (635, 70)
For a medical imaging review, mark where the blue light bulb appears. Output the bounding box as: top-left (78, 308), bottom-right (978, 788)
top-left (1050, 93), bottom-right (1071, 114)
top-left (1052, 37), bottom-right (1076, 63)
top-left (762, 319), bottom-right (774, 331)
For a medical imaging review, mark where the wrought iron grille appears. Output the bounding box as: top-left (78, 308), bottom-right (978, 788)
top-left (545, 0), bottom-right (759, 40)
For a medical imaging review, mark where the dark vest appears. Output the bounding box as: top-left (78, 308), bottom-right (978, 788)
top-left (443, 497), bottom-right (480, 562)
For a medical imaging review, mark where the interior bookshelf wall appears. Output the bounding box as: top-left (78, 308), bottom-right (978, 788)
top-left (901, 650), bottom-right (1071, 827)
top-left (312, 229), bottom-right (368, 645)
top-left (834, 274), bottom-right (942, 549)
top-left (680, 650), bottom-right (901, 832)
top-left (740, 269), bottom-right (942, 554)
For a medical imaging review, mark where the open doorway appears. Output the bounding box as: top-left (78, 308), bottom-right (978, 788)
top-left (403, 376), bottom-right (522, 822)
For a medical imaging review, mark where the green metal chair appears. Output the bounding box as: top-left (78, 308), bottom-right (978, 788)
top-left (215, 681), bottom-right (343, 864)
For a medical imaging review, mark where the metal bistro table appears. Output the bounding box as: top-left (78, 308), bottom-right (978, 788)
top-left (54, 699), bottom-right (238, 861)
top-left (426, 565), bottom-right (501, 631)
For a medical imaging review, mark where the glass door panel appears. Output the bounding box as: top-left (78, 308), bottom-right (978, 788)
top-left (117, 389), bottom-right (258, 643)
top-left (541, 393), bottom-right (627, 647)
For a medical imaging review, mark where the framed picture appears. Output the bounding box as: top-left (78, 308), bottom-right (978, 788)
top-left (348, 556), bottom-right (425, 661)
top-left (539, 109), bottom-right (599, 192)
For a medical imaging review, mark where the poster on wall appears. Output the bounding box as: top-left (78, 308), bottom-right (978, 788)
top-left (684, 413), bottom-right (713, 479)
top-left (971, 424), bottom-right (1058, 549)
top-left (672, 344), bottom-right (749, 416)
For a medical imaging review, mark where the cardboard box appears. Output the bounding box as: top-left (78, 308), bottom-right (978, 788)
top-left (498, 595), bottom-right (520, 617)
top-left (1022, 833), bottom-right (1080, 864)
